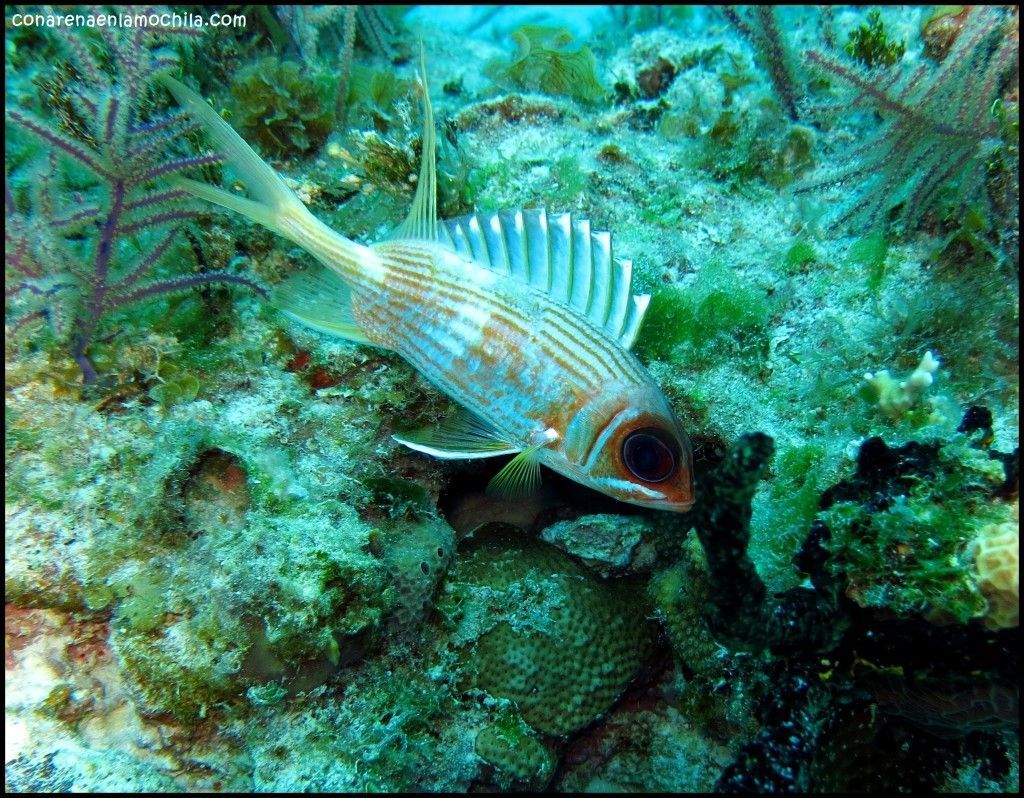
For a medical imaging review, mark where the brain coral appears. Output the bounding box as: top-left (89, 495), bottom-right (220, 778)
top-left (970, 508), bottom-right (1019, 630)
top-left (439, 525), bottom-right (656, 736)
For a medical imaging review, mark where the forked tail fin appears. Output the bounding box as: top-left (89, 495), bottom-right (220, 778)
top-left (159, 75), bottom-right (373, 284)
top-left (158, 76), bottom-right (310, 240)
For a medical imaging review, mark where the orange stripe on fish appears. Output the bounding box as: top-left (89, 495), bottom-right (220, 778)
top-left (158, 46), bottom-right (694, 512)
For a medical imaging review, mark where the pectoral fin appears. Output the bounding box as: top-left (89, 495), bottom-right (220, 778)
top-left (486, 445), bottom-right (544, 499)
top-left (393, 407), bottom-right (519, 459)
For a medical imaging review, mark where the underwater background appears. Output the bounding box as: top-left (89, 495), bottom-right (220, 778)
top-left (4, 4), bottom-right (1019, 792)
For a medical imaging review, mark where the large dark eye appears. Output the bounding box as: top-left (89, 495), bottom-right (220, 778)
top-left (622, 428), bottom-right (677, 483)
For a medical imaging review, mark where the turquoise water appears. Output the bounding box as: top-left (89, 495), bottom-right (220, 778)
top-left (4, 5), bottom-right (1018, 792)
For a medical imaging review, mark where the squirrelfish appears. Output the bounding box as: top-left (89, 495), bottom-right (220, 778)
top-left (160, 54), bottom-right (694, 512)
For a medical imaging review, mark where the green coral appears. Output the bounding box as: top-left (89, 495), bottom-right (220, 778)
top-left (486, 26), bottom-right (606, 104)
top-left (649, 536), bottom-right (720, 678)
top-left (229, 57), bottom-right (335, 157)
top-left (845, 9), bottom-right (907, 68)
top-left (437, 526), bottom-right (655, 737)
top-left (474, 720), bottom-right (553, 786)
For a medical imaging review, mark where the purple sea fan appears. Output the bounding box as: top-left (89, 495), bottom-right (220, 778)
top-left (795, 6), bottom-right (1019, 233)
top-left (5, 21), bottom-right (264, 384)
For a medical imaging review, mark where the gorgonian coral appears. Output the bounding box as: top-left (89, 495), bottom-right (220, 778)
top-left (797, 6), bottom-right (1018, 232)
top-left (6, 22), bottom-right (263, 383)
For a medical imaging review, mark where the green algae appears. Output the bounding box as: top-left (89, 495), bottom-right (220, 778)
top-left (820, 437), bottom-right (1012, 623)
top-left (229, 57), bottom-right (335, 157)
top-left (848, 231), bottom-right (890, 292)
top-left (845, 9), bottom-right (907, 68)
top-left (486, 26), bottom-right (606, 104)
top-left (635, 261), bottom-right (773, 370)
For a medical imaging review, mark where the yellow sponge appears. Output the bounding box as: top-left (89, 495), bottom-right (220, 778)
top-left (970, 506), bottom-right (1019, 630)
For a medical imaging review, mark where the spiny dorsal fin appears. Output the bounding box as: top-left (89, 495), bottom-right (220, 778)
top-left (390, 43), bottom-right (438, 242)
top-left (380, 48), bottom-right (649, 349)
top-left (439, 208), bottom-right (651, 350)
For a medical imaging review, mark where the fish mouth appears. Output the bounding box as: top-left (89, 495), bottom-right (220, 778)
top-left (622, 494), bottom-right (695, 513)
top-left (652, 498), bottom-right (696, 513)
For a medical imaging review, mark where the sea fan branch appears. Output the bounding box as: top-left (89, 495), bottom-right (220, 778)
top-left (796, 6), bottom-right (1018, 232)
top-left (5, 21), bottom-right (264, 383)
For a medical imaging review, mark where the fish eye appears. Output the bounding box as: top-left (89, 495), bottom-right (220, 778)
top-left (621, 428), bottom-right (677, 483)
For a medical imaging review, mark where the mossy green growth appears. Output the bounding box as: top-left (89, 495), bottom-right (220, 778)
top-left (820, 438), bottom-right (1011, 624)
top-left (783, 239), bottom-right (818, 273)
top-left (845, 9), bottom-right (907, 68)
top-left (549, 155), bottom-right (588, 205)
top-left (634, 261), bottom-right (773, 369)
top-left (344, 63), bottom-right (417, 129)
top-left (765, 443), bottom-right (832, 549)
top-left (229, 57), bottom-right (334, 157)
top-left (148, 364), bottom-right (202, 408)
top-left (486, 26), bottom-right (606, 104)
top-left (848, 230), bottom-right (889, 291)
top-left (699, 106), bottom-right (815, 188)
top-left (111, 568), bottom-right (174, 633)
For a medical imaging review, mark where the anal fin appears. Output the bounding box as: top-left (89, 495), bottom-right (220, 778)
top-left (393, 407), bottom-right (520, 459)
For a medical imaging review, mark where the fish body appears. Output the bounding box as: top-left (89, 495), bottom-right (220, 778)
top-left (160, 55), bottom-right (695, 512)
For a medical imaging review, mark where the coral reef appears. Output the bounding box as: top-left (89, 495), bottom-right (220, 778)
top-left (819, 431), bottom-right (1015, 625)
top-left (863, 349), bottom-right (941, 419)
top-left (681, 431), bottom-right (1019, 791)
top-left (437, 525), bottom-right (657, 737)
top-left (970, 509), bottom-right (1020, 630)
top-left (4, 6), bottom-right (1018, 794)
top-left (798, 6), bottom-right (1019, 231)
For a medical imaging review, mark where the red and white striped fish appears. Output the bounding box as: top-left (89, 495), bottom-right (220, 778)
top-left (161, 57), bottom-right (695, 512)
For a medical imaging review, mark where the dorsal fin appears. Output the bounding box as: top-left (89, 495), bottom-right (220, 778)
top-left (438, 209), bottom-right (651, 350)
top-left (390, 43), bottom-right (437, 242)
top-left (382, 48), bottom-right (649, 349)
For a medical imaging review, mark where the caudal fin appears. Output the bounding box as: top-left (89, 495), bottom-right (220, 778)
top-left (158, 76), bottom-right (310, 240)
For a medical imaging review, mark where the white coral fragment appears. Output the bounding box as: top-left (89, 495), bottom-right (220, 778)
top-left (863, 350), bottom-right (941, 419)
